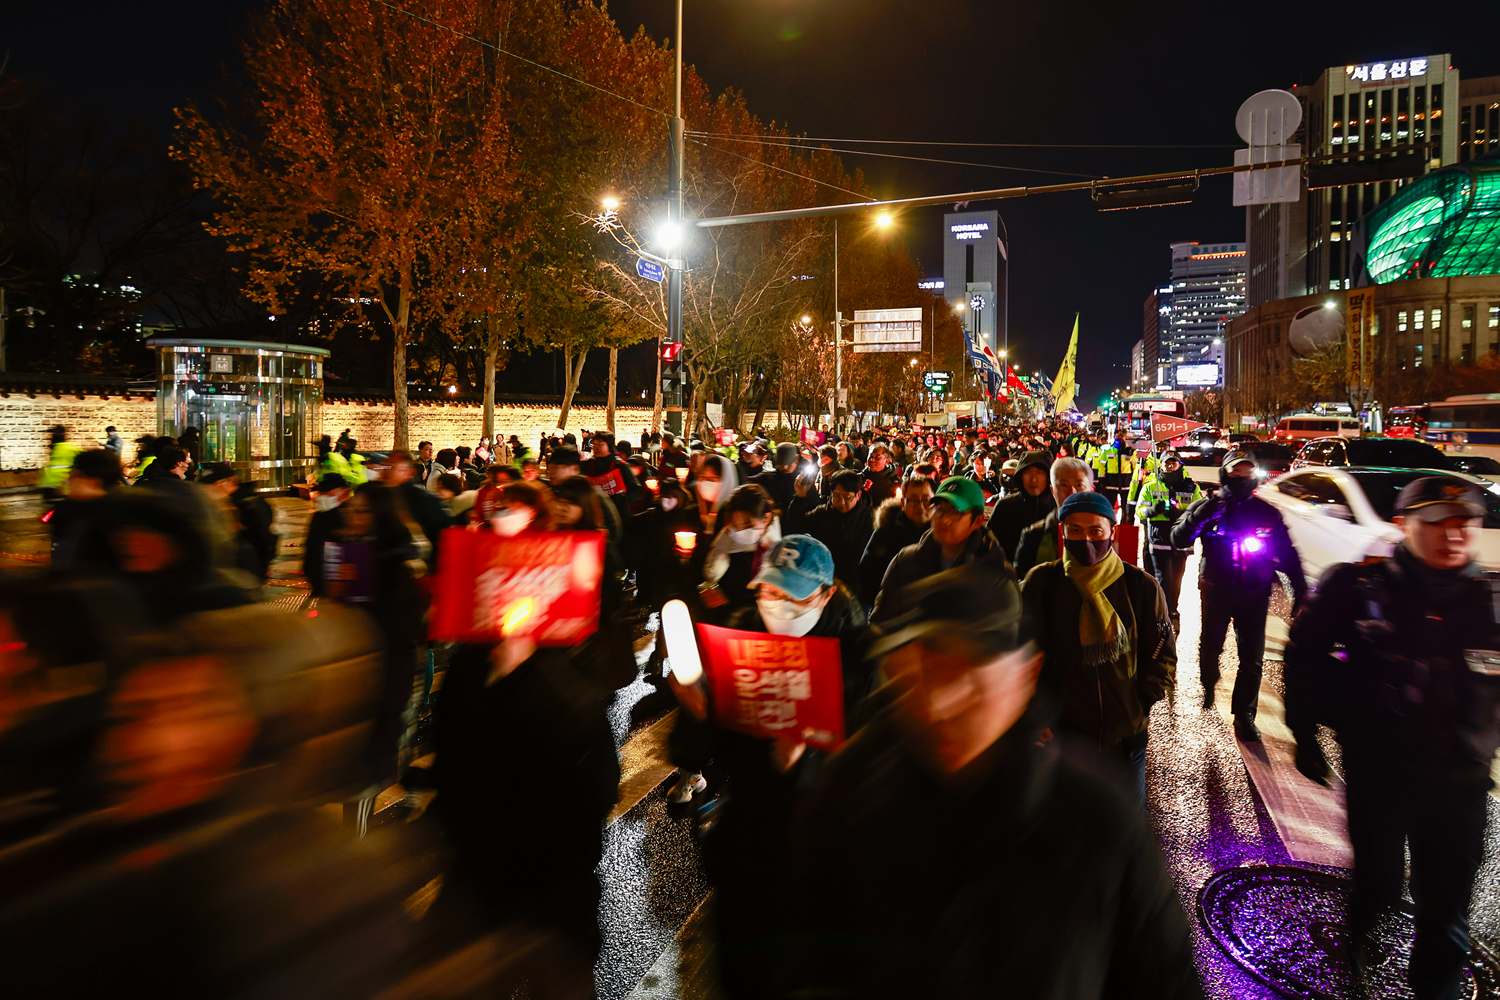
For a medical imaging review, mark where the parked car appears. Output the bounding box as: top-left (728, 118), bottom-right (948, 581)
top-left (1290, 436), bottom-right (1453, 471)
top-left (1176, 428), bottom-right (1225, 465)
top-left (1443, 453), bottom-right (1500, 482)
top-left (1258, 467), bottom-right (1500, 581)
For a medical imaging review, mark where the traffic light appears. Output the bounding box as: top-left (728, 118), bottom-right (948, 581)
top-left (660, 339), bottom-right (686, 407)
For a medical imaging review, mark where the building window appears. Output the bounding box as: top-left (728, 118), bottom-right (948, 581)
top-left (1432, 85), bottom-right (1444, 144)
top-left (1463, 341), bottom-right (1472, 363)
top-left (1492, 106), bottom-right (1500, 150)
top-left (1415, 87), bottom-right (1427, 143)
top-left (1464, 305), bottom-right (1475, 330)
top-left (1398, 310), bottom-right (1408, 332)
top-left (1490, 305), bottom-right (1499, 330)
top-left (1380, 89), bottom-right (1393, 146)
top-left (1432, 307), bottom-right (1443, 331)
top-left (1415, 309), bottom-right (1425, 330)
top-left (1415, 344), bottom-right (1424, 367)
top-left (1397, 346), bottom-right (1406, 369)
top-left (1332, 95), bottom-right (1344, 143)
top-left (1462, 105), bottom-right (1473, 161)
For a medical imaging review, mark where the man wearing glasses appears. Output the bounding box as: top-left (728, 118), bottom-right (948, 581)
top-left (870, 476), bottom-right (1012, 622)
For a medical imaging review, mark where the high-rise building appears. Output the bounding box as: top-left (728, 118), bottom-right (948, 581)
top-left (942, 211), bottom-right (1006, 353)
top-left (1162, 242), bottom-right (1246, 386)
top-left (1142, 284), bottom-right (1171, 387)
top-left (1245, 54), bottom-right (1462, 307)
top-left (1458, 76), bottom-right (1500, 163)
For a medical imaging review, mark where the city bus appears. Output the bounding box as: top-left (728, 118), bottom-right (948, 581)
top-left (1403, 394), bottom-right (1500, 460)
top-left (1384, 405), bottom-right (1426, 440)
top-left (1119, 395), bottom-right (1188, 452)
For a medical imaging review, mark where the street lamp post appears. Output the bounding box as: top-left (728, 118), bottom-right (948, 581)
top-left (663, 0), bottom-right (686, 433)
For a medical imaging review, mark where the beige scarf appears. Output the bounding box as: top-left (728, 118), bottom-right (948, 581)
top-left (1062, 546), bottom-right (1129, 668)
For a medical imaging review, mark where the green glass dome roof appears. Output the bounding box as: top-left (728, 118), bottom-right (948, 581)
top-left (1363, 156), bottom-right (1500, 284)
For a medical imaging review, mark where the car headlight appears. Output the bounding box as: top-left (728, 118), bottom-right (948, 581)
top-left (1254, 467), bottom-right (1268, 479)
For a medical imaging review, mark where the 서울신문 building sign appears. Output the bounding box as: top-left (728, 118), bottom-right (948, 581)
top-left (1344, 58), bottom-right (1429, 84)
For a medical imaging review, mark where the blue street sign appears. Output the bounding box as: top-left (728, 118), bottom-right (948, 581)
top-left (636, 258), bottom-right (665, 283)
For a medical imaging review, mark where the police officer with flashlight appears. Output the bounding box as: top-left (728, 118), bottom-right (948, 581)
top-left (1283, 477), bottom-right (1500, 1000)
top-left (1170, 450), bottom-right (1305, 740)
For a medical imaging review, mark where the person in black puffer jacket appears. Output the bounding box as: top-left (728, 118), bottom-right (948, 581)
top-left (857, 476), bottom-right (934, 609)
top-left (871, 476), bottom-right (1012, 623)
top-left (782, 468), bottom-right (875, 600)
top-left (988, 449), bottom-right (1055, 562)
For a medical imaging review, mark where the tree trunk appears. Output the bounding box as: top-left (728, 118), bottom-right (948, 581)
top-left (651, 335), bottom-right (663, 433)
top-left (606, 347), bottom-right (618, 436)
top-left (392, 278), bottom-right (412, 451)
top-left (557, 344), bottom-right (588, 430)
top-left (482, 319), bottom-right (499, 442)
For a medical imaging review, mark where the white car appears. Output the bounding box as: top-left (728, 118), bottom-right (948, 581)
top-left (1256, 466), bottom-right (1500, 582)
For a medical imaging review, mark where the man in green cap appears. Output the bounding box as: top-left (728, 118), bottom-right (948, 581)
top-left (871, 475), bottom-right (1010, 622)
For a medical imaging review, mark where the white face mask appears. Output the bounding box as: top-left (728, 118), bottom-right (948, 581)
top-left (696, 480), bottom-right (720, 503)
top-left (758, 595), bottom-right (823, 637)
top-left (493, 506), bottom-right (534, 537)
top-left (315, 494), bottom-right (341, 512)
top-left (660, 496), bottom-right (680, 511)
top-left (729, 526), bottom-right (761, 547)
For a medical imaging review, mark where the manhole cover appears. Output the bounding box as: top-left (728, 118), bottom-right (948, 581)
top-left (1198, 866), bottom-right (1499, 999)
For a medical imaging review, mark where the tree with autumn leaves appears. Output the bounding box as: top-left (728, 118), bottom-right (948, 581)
top-left (177, 0), bottom-right (937, 443)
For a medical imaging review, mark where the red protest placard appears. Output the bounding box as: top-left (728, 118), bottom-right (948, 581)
top-left (429, 528), bottom-right (604, 644)
top-left (696, 624), bottom-right (845, 749)
top-left (588, 467), bottom-right (628, 497)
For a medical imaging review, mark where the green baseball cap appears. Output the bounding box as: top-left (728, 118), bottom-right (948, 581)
top-left (933, 476), bottom-right (986, 514)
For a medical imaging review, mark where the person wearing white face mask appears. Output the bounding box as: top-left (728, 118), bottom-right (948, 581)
top-left (666, 532), bottom-right (874, 996)
top-left (690, 454), bottom-right (738, 539)
top-left (701, 484), bottom-right (781, 614)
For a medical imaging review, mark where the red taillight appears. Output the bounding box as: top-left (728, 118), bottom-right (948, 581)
top-left (40, 509), bottom-right (53, 523)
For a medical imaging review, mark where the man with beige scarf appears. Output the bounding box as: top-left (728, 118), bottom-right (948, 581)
top-left (1020, 490), bottom-right (1176, 804)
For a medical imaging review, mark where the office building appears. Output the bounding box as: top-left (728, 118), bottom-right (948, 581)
top-left (1161, 241), bottom-right (1246, 387)
top-left (942, 210), bottom-right (1006, 352)
top-left (1143, 284), bottom-right (1171, 388)
top-left (1245, 54), bottom-right (1462, 307)
top-left (1458, 76), bottom-right (1500, 163)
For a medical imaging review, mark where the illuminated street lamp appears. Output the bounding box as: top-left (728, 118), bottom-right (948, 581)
top-left (876, 213), bottom-right (893, 228)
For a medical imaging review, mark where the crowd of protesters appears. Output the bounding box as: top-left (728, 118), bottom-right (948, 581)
top-left (7, 411), bottom-right (1495, 1000)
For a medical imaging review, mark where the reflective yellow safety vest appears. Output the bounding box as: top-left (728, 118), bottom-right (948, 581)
top-left (1089, 446), bottom-right (1136, 479)
top-left (39, 441), bottom-right (81, 490)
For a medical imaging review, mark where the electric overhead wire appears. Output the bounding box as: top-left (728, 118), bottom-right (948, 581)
top-left (374, 0), bottom-right (672, 119)
top-left (693, 133), bottom-right (1101, 179)
top-left (687, 138), bottom-right (874, 201)
top-left (688, 131), bottom-right (1237, 150)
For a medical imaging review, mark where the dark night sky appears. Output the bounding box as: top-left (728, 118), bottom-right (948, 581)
top-left (7, 1), bottom-right (1500, 407)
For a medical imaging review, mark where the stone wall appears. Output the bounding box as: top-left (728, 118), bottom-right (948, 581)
top-left (0, 392), bottom-right (155, 470)
top-left (0, 390), bottom-right (660, 470)
top-left (323, 400), bottom-right (658, 453)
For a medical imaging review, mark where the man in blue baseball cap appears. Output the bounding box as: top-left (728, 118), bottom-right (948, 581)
top-left (666, 531), bottom-right (872, 996)
top-left (1019, 489), bottom-right (1176, 804)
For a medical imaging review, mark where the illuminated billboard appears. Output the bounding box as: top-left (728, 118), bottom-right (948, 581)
top-left (851, 308), bottom-right (923, 353)
top-left (1176, 363), bottom-right (1220, 386)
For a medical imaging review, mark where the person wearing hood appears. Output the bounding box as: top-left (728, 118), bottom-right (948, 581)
top-left (871, 476), bottom-right (1010, 622)
top-left (667, 534), bottom-right (872, 999)
top-left (784, 467), bottom-right (874, 597)
top-left (701, 484), bottom-right (782, 613)
top-left (859, 444), bottom-right (900, 504)
top-left (1014, 457), bottom-right (1093, 578)
top-left (736, 441), bottom-right (767, 484)
top-left (690, 453), bottom-right (739, 540)
top-left (1134, 450), bottom-right (1202, 629)
top-left (1021, 491), bottom-right (1176, 803)
top-left (752, 442), bottom-right (801, 513)
top-left (1282, 477), bottom-right (1500, 1000)
top-left (1170, 450), bottom-right (1306, 741)
top-left (857, 475), bottom-right (935, 609)
top-left (988, 450), bottom-right (1055, 563)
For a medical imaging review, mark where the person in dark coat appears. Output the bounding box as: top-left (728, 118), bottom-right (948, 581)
top-left (871, 476), bottom-right (1007, 622)
top-left (783, 468), bottom-right (874, 597)
top-left (667, 534), bottom-right (872, 999)
top-left (988, 449), bottom-right (1054, 562)
top-left (47, 448), bottom-right (125, 570)
top-left (856, 476), bottom-right (934, 609)
top-left (1021, 490), bottom-right (1175, 803)
top-left (1284, 477), bottom-right (1500, 1000)
top-left (752, 442), bottom-right (801, 514)
top-left (859, 443), bottom-right (901, 504)
top-left (378, 450), bottom-right (451, 569)
top-left (1014, 456), bottom-right (1094, 578)
top-left (200, 463), bottom-right (278, 582)
top-left (785, 559), bottom-right (1202, 1000)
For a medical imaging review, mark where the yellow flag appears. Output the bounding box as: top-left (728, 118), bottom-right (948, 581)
top-left (1052, 315), bottom-right (1079, 414)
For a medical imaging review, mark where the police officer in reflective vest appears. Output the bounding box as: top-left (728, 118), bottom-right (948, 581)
top-left (1134, 450), bottom-right (1202, 630)
top-left (1089, 433), bottom-right (1136, 513)
top-left (1284, 477), bottom-right (1500, 1000)
top-left (1170, 450), bottom-right (1306, 740)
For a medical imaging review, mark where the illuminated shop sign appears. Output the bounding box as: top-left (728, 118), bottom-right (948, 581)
top-left (1344, 58), bottom-right (1428, 84)
top-left (950, 222), bottom-right (990, 241)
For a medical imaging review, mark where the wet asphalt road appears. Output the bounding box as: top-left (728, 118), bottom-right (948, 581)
top-left (597, 533), bottom-right (1500, 999)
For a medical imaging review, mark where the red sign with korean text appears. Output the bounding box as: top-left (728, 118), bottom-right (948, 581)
top-left (714, 428), bottom-right (737, 446)
top-left (429, 528), bottom-right (604, 644)
top-left (696, 624), bottom-right (845, 749)
top-left (588, 467), bottom-right (628, 497)
top-left (1151, 412), bottom-right (1210, 443)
